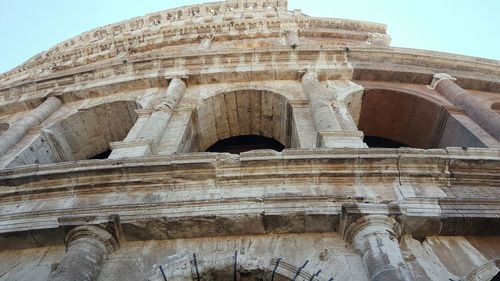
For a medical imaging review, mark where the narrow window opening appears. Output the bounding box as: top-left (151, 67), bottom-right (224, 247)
top-left (206, 135), bottom-right (285, 154)
top-left (90, 149), bottom-right (112, 159)
top-left (364, 135), bottom-right (408, 148)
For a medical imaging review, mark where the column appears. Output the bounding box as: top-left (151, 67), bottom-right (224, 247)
top-left (47, 226), bottom-right (119, 281)
top-left (300, 67), bottom-right (367, 148)
top-left (432, 73), bottom-right (500, 140)
top-left (344, 215), bottom-right (414, 281)
top-left (109, 77), bottom-right (187, 158)
top-left (0, 96), bottom-right (62, 155)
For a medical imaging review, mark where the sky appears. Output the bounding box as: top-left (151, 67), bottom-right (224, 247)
top-left (0, 0), bottom-right (499, 74)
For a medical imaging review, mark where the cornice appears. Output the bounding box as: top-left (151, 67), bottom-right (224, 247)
top-left (0, 4), bottom-right (386, 85)
top-left (1, 45), bottom-right (499, 118)
top-left (0, 147), bottom-right (498, 248)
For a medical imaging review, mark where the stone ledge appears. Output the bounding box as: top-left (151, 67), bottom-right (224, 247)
top-left (1, 201), bottom-right (500, 251)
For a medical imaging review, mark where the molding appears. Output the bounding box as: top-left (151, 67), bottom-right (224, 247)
top-left (65, 225), bottom-right (119, 254)
top-left (109, 138), bottom-right (158, 154)
top-left (431, 73), bottom-right (457, 89)
top-left (460, 260), bottom-right (500, 281)
top-left (342, 215), bottom-right (402, 242)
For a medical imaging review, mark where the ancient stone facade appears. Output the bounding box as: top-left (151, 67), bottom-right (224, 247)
top-left (0, 1), bottom-right (499, 280)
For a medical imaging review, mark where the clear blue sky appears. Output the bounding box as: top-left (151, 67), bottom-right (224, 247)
top-left (1, 0), bottom-right (499, 74)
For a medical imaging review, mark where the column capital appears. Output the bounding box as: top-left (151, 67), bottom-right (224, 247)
top-left (299, 65), bottom-right (317, 81)
top-left (65, 225), bottom-right (119, 255)
top-left (134, 109), bottom-right (154, 118)
top-left (430, 73), bottom-right (456, 89)
top-left (165, 75), bottom-right (188, 83)
top-left (343, 214), bottom-right (402, 243)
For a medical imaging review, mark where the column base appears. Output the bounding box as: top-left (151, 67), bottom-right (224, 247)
top-left (109, 139), bottom-right (157, 159)
top-left (317, 131), bottom-right (368, 148)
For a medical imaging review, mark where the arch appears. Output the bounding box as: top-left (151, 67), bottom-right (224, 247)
top-left (5, 100), bottom-right (139, 168)
top-left (358, 88), bottom-right (489, 149)
top-left (206, 135), bottom-right (285, 154)
top-left (492, 102), bottom-right (500, 114)
top-left (202, 84), bottom-right (299, 102)
top-left (48, 100), bottom-right (139, 160)
top-left (185, 89), bottom-right (297, 153)
top-left (196, 259), bottom-right (327, 281)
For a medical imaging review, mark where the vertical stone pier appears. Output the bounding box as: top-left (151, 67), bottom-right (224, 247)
top-left (0, 96), bottom-right (62, 155)
top-left (109, 77), bottom-right (187, 158)
top-left (431, 73), bottom-right (500, 140)
top-left (47, 226), bottom-right (119, 281)
top-left (344, 215), bottom-right (414, 281)
top-left (301, 67), bottom-right (367, 148)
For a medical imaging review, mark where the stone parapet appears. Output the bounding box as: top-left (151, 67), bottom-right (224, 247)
top-left (0, 148), bottom-right (498, 249)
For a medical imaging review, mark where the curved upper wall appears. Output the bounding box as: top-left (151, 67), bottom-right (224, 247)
top-left (0, 0), bottom-right (499, 112)
top-left (0, 0), bottom-right (387, 84)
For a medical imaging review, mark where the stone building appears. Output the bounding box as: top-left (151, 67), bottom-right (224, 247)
top-left (0, 0), bottom-right (499, 280)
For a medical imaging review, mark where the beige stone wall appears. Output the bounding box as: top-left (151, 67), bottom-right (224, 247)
top-left (0, 1), bottom-right (499, 281)
top-left (1, 235), bottom-right (499, 281)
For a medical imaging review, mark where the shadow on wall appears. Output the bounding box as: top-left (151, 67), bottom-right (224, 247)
top-left (358, 89), bottom-right (489, 149)
top-left (206, 135), bottom-right (285, 154)
top-left (6, 100), bottom-right (139, 168)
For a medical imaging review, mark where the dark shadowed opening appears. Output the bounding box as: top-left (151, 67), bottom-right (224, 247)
top-left (358, 89), bottom-right (490, 149)
top-left (206, 135), bottom-right (285, 154)
top-left (364, 136), bottom-right (408, 148)
top-left (200, 267), bottom-right (289, 281)
top-left (492, 102), bottom-right (500, 114)
top-left (90, 149), bottom-right (112, 159)
top-left (492, 272), bottom-right (500, 281)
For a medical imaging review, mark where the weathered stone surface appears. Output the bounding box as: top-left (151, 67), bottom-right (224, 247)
top-left (46, 226), bottom-right (118, 281)
top-left (0, 0), bottom-right (499, 280)
top-left (344, 215), bottom-right (415, 281)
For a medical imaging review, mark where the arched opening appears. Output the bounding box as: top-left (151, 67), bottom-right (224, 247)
top-left (358, 89), bottom-right (446, 149)
top-left (363, 135), bottom-right (408, 148)
top-left (179, 90), bottom-right (297, 153)
top-left (48, 100), bottom-right (139, 160)
top-left (6, 100), bottom-right (139, 168)
top-left (206, 135), bottom-right (285, 154)
top-left (200, 267), bottom-right (289, 281)
top-left (89, 149), bottom-right (112, 159)
top-left (358, 89), bottom-right (489, 149)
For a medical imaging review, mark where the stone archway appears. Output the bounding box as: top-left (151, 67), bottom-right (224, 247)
top-left (358, 88), bottom-right (490, 149)
top-left (183, 89), bottom-right (297, 153)
top-left (5, 100), bottom-right (139, 168)
top-left (48, 100), bottom-right (139, 160)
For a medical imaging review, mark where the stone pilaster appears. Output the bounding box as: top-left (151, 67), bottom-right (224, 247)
top-left (281, 22), bottom-right (300, 48)
top-left (301, 67), bottom-right (367, 148)
top-left (431, 73), bottom-right (500, 141)
top-left (109, 77), bottom-right (187, 158)
top-left (344, 215), bottom-right (414, 281)
top-left (199, 34), bottom-right (214, 50)
top-left (0, 96), bottom-right (62, 155)
top-left (47, 226), bottom-right (119, 281)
